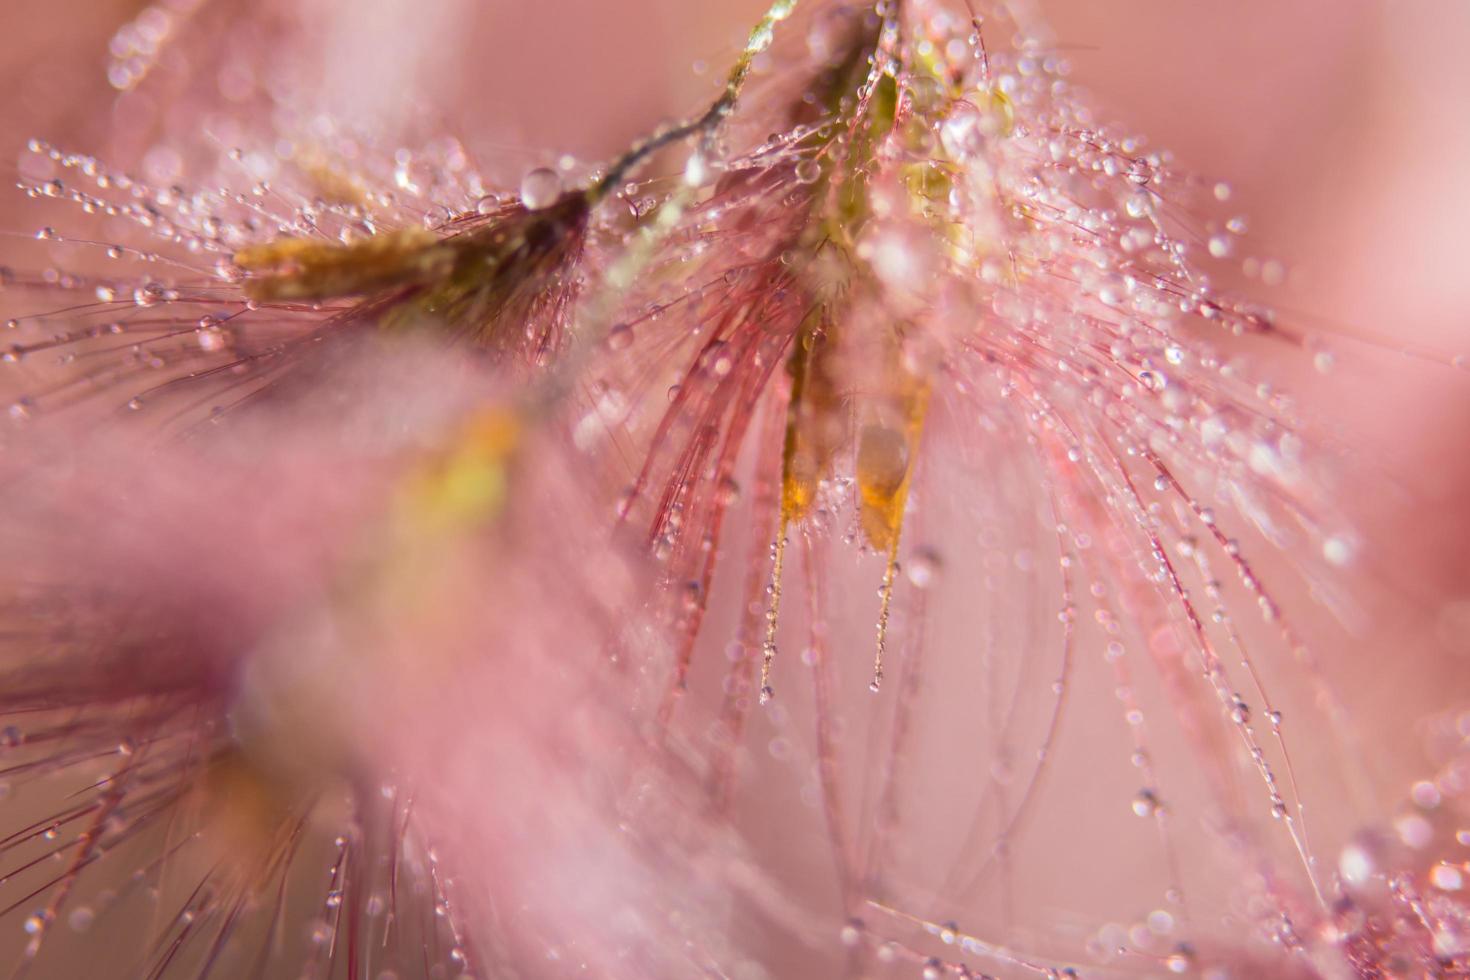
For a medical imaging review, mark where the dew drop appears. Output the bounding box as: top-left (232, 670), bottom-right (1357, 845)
top-left (1132, 788), bottom-right (1160, 818)
top-left (519, 168), bottom-right (562, 210)
top-left (615, 487), bottom-right (637, 519)
top-left (197, 326), bottom-right (229, 352)
top-left (1322, 534), bottom-right (1354, 567)
top-left (794, 158), bottom-right (821, 184)
top-left (683, 153), bottom-right (711, 187)
top-left (1338, 841), bottom-right (1375, 886)
top-left (1229, 697), bottom-right (1250, 725)
top-left (67, 907), bottom-right (94, 933)
top-left (1412, 780), bottom-right (1442, 810)
top-left (1432, 863), bottom-right (1464, 891)
top-left (906, 548), bottom-right (941, 589)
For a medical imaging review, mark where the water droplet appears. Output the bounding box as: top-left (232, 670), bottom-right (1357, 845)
top-left (1432, 863), bottom-right (1464, 891)
top-left (794, 159), bottom-right (821, 184)
top-left (197, 325), bottom-right (229, 352)
top-left (1413, 780), bottom-right (1443, 810)
top-left (1322, 534), bottom-right (1354, 567)
top-left (683, 153), bottom-right (711, 187)
top-left (519, 168), bottom-right (562, 210)
top-left (1229, 697), bottom-right (1250, 725)
top-left (1338, 841), bottom-right (1375, 885)
top-left (906, 548), bottom-right (941, 588)
top-left (1132, 788), bottom-right (1160, 818)
top-left (1397, 813), bottom-right (1433, 849)
top-left (615, 487), bottom-right (637, 520)
top-left (940, 106), bottom-right (985, 158)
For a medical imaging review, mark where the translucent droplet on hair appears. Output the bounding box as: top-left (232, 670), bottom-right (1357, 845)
top-left (519, 168), bottom-right (562, 210)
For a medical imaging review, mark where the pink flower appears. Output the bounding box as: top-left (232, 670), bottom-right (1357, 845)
top-left (1, 1), bottom-right (1468, 978)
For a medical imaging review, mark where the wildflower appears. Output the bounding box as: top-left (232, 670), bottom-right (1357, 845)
top-left (585, 0), bottom-right (1457, 972)
top-left (0, 0), bottom-right (1466, 978)
top-left (0, 336), bottom-right (766, 977)
top-left (1, 138), bottom-right (594, 435)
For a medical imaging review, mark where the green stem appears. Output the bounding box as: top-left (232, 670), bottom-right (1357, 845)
top-left (589, 0), bottom-right (800, 202)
